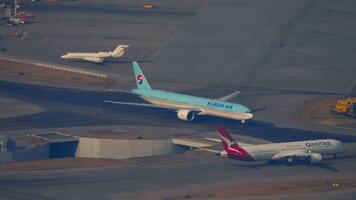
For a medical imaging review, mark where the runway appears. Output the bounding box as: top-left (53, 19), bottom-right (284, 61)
top-left (1, 0), bottom-right (356, 199)
top-left (0, 153), bottom-right (356, 199)
top-left (1, 80), bottom-right (355, 143)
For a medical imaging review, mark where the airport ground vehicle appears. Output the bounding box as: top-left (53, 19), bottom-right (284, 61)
top-left (332, 97), bottom-right (356, 118)
top-left (217, 126), bottom-right (345, 165)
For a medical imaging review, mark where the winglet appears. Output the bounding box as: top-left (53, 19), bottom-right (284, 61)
top-left (133, 61), bottom-right (152, 90)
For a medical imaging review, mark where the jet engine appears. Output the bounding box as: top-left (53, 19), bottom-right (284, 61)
top-left (220, 150), bottom-right (228, 158)
top-left (310, 153), bottom-right (322, 164)
top-left (177, 109), bottom-right (195, 121)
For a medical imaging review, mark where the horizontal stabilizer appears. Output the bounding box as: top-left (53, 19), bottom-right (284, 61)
top-left (199, 148), bottom-right (221, 154)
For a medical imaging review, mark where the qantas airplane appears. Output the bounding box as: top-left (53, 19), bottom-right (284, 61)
top-left (105, 62), bottom-right (253, 124)
top-left (217, 126), bottom-right (345, 164)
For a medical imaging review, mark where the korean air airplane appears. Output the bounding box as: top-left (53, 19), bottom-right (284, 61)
top-left (105, 62), bottom-right (253, 124)
top-left (217, 126), bottom-right (345, 164)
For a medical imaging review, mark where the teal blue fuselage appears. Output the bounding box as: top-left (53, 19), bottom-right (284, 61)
top-left (132, 89), bottom-right (251, 114)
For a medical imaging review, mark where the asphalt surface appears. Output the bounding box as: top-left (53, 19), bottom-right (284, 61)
top-left (0, 80), bottom-right (355, 143)
top-left (0, 154), bottom-right (356, 200)
top-left (1, 0), bottom-right (204, 74)
top-left (3, 0), bottom-right (355, 134)
top-left (1, 0), bottom-right (356, 199)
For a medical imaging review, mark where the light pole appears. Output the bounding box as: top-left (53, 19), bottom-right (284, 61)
top-left (14, 0), bottom-right (17, 16)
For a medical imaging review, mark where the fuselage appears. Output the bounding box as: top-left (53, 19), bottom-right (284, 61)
top-left (132, 89), bottom-right (253, 121)
top-left (61, 52), bottom-right (112, 59)
top-left (224, 139), bottom-right (345, 161)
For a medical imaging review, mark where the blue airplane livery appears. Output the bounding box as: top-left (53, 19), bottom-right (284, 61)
top-left (105, 62), bottom-right (253, 123)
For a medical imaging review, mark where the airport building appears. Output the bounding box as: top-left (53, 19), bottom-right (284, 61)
top-left (0, 131), bottom-right (184, 163)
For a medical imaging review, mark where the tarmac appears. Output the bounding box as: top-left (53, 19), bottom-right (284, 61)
top-left (0, 0), bottom-right (356, 199)
top-left (1, 81), bottom-right (355, 142)
top-left (0, 151), bottom-right (356, 199)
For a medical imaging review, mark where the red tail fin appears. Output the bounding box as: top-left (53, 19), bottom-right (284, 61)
top-left (216, 126), bottom-right (253, 161)
top-left (217, 126), bottom-right (239, 151)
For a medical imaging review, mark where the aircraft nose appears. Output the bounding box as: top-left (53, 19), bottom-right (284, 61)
top-left (333, 140), bottom-right (346, 152)
top-left (339, 141), bottom-right (346, 151)
top-left (245, 113), bottom-right (253, 120)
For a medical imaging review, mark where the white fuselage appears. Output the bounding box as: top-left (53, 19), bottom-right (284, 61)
top-left (227, 139), bottom-right (345, 161)
top-left (61, 52), bottom-right (112, 59)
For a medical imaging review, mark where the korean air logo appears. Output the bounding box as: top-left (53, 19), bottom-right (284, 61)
top-left (137, 75), bottom-right (143, 84)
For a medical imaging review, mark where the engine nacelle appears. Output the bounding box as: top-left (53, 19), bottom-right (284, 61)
top-left (177, 109), bottom-right (195, 121)
top-left (220, 150), bottom-right (228, 158)
top-left (310, 153), bottom-right (322, 164)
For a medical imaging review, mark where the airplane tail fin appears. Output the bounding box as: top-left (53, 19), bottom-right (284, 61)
top-left (217, 126), bottom-right (239, 150)
top-left (217, 126), bottom-right (253, 161)
top-left (133, 61), bottom-right (152, 90)
top-left (111, 44), bottom-right (130, 57)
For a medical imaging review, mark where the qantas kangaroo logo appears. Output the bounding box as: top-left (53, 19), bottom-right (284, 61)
top-left (219, 132), bottom-right (237, 148)
top-left (217, 126), bottom-right (254, 161)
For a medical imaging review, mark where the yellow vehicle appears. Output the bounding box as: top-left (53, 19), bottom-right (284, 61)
top-left (333, 97), bottom-right (356, 118)
top-left (143, 3), bottom-right (153, 9)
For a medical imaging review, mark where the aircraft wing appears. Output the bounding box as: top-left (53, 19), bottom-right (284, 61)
top-left (104, 100), bottom-right (170, 109)
top-left (218, 90), bottom-right (240, 101)
top-left (200, 147), bottom-right (221, 154)
top-left (104, 100), bottom-right (202, 112)
top-left (271, 149), bottom-right (309, 160)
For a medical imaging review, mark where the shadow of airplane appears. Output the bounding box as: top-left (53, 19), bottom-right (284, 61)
top-left (228, 160), bottom-right (340, 172)
top-left (103, 59), bottom-right (152, 64)
top-left (227, 154), bottom-right (356, 172)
